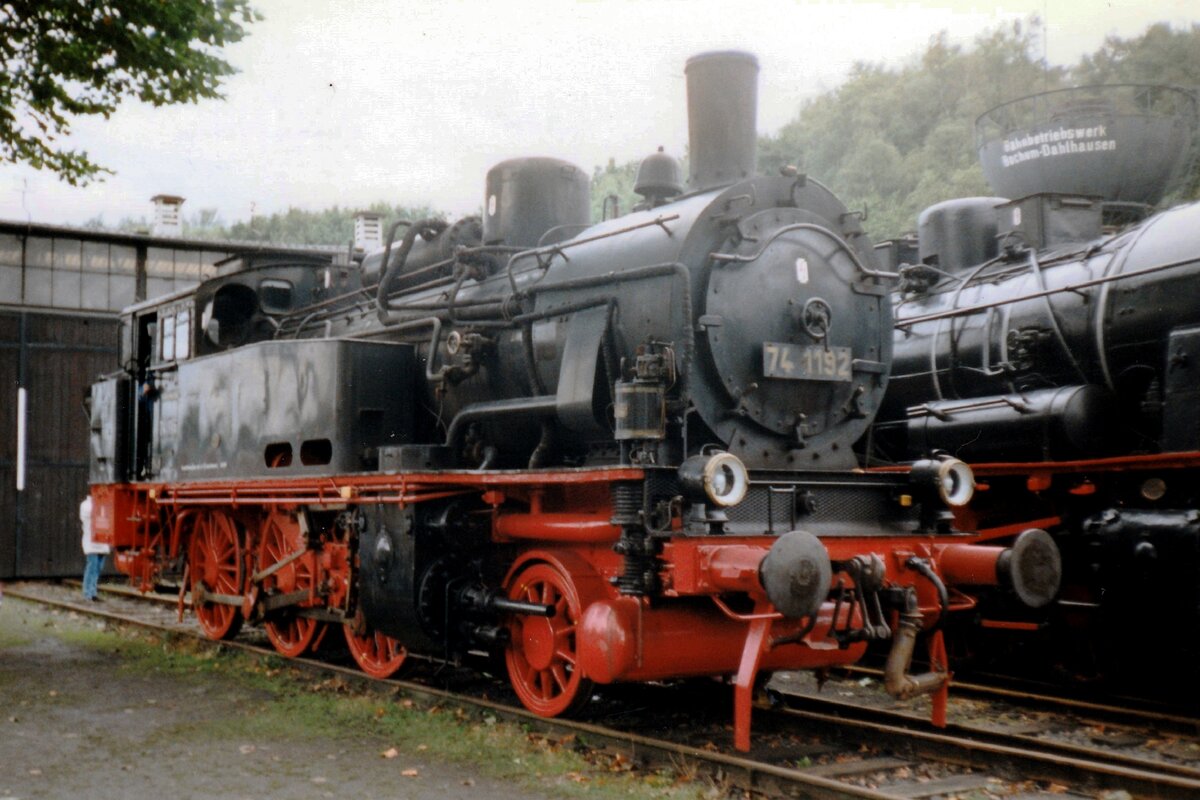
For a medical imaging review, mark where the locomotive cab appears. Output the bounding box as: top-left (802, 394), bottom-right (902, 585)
top-left (194, 252), bottom-right (335, 353)
top-left (93, 251), bottom-right (343, 482)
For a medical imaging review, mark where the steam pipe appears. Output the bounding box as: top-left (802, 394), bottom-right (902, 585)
top-left (710, 222), bottom-right (899, 280)
top-left (443, 395), bottom-right (559, 450)
top-left (377, 218), bottom-right (448, 323)
top-left (883, 608), bottom-right (948, 701)
top-left (905, 556), bottom-right (949, 628)
top-left (528, 261), bottom-right (694, 377)
top-left (1027, 247), bottom-right (1088, 382)
top-left (494, 512), bottom-right (619, 542)
top-left (528, 419), bottom-right (554, 468)
top-left (896, 251), bottom-right (1200, 329)
top-left (503, 213), bottom-right (681, 296)
top-left (374, 218), bottom-right (411, 318)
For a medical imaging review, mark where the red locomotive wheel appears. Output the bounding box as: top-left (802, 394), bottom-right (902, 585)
top-left (258, 510), bottom-right (322, 658)
top-left (343, 625), bottom-right (408, 679)
top-left (188, 510), bottom-right (245, 641)
top-left (504, 562), bottom-right (594, 717)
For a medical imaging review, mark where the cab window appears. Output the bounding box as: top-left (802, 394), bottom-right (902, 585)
top-left (160, 309), bottom-right (175, 361)
top-left (259, 279), bottom-right (294, 313)
top-left (175, 308), bottom-right (191, 360)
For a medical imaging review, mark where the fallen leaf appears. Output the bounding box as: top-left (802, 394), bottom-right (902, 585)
top-left (401, 769), bottom-right (419, 777)
top-left (461, 779), bottom-right (475, 787)
top-left (239, 744), bottom-right (256, 755)
top-left (29, 768), bottom-right (42, 776)
top-left (48, 690), bottom-right (58, 697)
top-left (416, 744), bottom-right (428, 751)
top-left (381, 747), bottom-right (399, 759)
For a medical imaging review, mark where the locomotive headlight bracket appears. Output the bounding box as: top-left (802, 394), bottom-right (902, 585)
top-left (679, 451), bottom-right (749, 508)
top-left (910, 456), bottom-right (975, 508)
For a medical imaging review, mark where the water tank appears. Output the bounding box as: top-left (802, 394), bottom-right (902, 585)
top-left (976, 85), bottom-right (1197, 206)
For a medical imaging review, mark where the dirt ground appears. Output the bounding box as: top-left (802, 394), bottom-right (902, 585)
top-left (0, 594), bottom-right (682, 800)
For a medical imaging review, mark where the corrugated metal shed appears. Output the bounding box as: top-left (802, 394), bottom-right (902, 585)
top-left (0, 219), bottom-right (340, 578)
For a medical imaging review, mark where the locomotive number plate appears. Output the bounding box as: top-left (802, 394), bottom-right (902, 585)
top-left (762, 342), bottom-right (852, 381)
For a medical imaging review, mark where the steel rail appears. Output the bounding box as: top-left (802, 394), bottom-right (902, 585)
top-left (1, 585), bottom-right (897, 800)
top-left (15, 582), bottom-right (1196, 799)
top-left (833, 664), bottom-right (1200, 735)
top-left (774, 704), bottom-right (1200, 799)
top-left (770, 690), bottom-right (1200, 786)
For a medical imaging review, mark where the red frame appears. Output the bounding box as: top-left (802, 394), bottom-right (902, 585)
top-left (94, 463), bottom-right (1017, 751)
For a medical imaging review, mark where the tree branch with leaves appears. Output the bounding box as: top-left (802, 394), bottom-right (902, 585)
top-left (0, 0), bottom-right (259, 185)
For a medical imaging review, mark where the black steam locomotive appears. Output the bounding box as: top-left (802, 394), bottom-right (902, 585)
top-left (87, 52), bottom-right (1057, 749)
top-left (871, 84), bottom-right (1200, 688)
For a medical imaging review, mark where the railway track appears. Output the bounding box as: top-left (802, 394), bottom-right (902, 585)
top-left (768, 673), bottom-right (1200, 776)
top-left (845, 660), bottom-right (1199, 730)
top-left (818, 665), bottom-right (1199, 737)
top-left (6, 579), bottom-right (1198, 800)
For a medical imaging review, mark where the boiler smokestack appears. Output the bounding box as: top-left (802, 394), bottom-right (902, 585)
top-left (685, 51), bottom-right (759, 192)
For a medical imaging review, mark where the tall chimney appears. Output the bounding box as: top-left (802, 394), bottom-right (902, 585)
top-left (150, 194), bottom-right (185, 237)
top-left (353, 211), bottom-right (383, 253)
top-left (685, 51), bottom-right (759, 192)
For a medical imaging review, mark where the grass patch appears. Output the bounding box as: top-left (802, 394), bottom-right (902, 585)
top-left (4, 597), bottom-right (715, 799)
top-left (0, 599), bottom-right (36, 648)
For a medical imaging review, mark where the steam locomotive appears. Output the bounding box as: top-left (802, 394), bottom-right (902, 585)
top-left (86, 52), bottom-right (1060, 749)
top-left (870, 84), bottom-right (1200, 686)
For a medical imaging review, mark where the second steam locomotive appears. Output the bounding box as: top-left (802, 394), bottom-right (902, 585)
top-left (872, 83), bottom-right (1200, 687)
top-left (85, 52), bottom-right (1059, 748)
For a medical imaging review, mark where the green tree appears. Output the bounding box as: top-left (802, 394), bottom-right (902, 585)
top-left (181, 207), bottom-right (228, 239)
top-left (1074, 22), bottom-right (1200, 87)
top-left (79, 202), bottom-right (445, 245)
top-left (760, 19), bottom-right (1200, 239)
top-left (590, 158), bottom-right (640, 222)
top-left (0, 0), bottom-right (260, 185)
top-left (226, 202), bottom-right (441, 246)
top-left (1071, 23), bottom-right (1200, 201)
top-left (760, 20), bottom-right (1055, 239)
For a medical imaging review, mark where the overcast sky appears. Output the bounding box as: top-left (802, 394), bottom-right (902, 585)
top-left (1, 0), bottom-right (1196, 229)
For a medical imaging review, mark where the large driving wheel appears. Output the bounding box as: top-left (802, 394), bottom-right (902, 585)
top-left (343, 623), bottom-right (408, 679)
top-left (505, 562), bottom-right (594, 717)
top-left (189, 510), bottom-right (245, 640)
top-left (258, 509), bottom-right (322, 658)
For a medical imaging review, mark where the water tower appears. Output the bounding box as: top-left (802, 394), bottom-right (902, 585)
top-left (976, 84), bottom-right (1198, 219)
